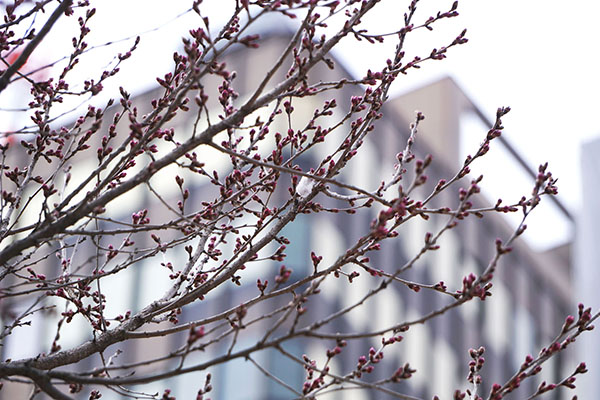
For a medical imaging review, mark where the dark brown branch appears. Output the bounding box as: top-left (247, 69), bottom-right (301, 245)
top-left (0, 0), bottom-right (73, 93)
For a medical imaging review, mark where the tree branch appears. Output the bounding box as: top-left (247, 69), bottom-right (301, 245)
top-left (0, 0), bottom-right (73, 93)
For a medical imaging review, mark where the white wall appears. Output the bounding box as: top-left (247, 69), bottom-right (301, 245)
top-left (575, 136), bottom-right (600, 396)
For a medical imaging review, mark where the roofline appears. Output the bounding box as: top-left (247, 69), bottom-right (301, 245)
top-left (400, 76), bottom-right (574, 223)
top-left (463, 87), bottom-right (575, 222)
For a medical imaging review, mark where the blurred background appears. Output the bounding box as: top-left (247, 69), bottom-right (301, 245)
top-left (1, 1), bottom-right (598, 398)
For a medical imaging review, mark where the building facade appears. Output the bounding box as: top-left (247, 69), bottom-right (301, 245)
top-left (161, 35), bottom-right (578, 399)
top-left (0, 32), bottom-right (579, 400)
top-left (574, 136), bottom-right (600, 398)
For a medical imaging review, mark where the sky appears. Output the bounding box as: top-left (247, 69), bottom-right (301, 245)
top-left (4, 0), bottom-right (598, 250)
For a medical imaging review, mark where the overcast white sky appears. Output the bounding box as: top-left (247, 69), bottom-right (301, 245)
top-left (5, 0), bottom-right (598, 249)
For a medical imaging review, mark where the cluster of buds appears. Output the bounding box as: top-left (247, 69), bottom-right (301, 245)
top-left (576, 303), bottom-right (594, 332)
top-left (227, 304), bottom-right (247, 329)
top-left (256, 278), bottom-right (268, 295)
top-left (301, 354), bottom-right (328, 395)
top-left (370, 198), bottom-right (408, 239)
top-left (69, 383), bottom-right (83, 394)
top-left (270, 244), bottom-right (287, 262)
top-left (187, 326), bottom-right (205, 346)
top-left (196, 373), bottom-right (213, 400)
top-left (467, 347), bottom-right (485, 385)
top-left (310, 251), bottom-right (322, 271)
top-left (167, 308), bottom-right (182, 325)
top-left (525, 362), bottom-right (587, 398)
top-left (274, 265), bottom-right (292, 284)
top-left (114, 310), bottom-right (131, 322)
top-left (131, 209), bottom-right (150, 225)
top-left (27, 267), bottom-right (47, 287)
top-left (391, 362), bottom-right (415, 382)
top-left (161, 389), bottom-right (175, 400)
top-left (326, 339), bottom-right (347, 359)
top-left (352, 346), bottom-right (385, 378)
top-left (457, 273), bottom-right (493, 300)
top-left (89, 390), bottom-right (102, 400)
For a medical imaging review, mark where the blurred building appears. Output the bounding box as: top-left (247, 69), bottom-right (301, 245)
top-left (574, 137), bottom-right (600, 398)
top-left (159, 34), bottom-right (578, 399)
top-left (1, 31), bottom-right (579, 400)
